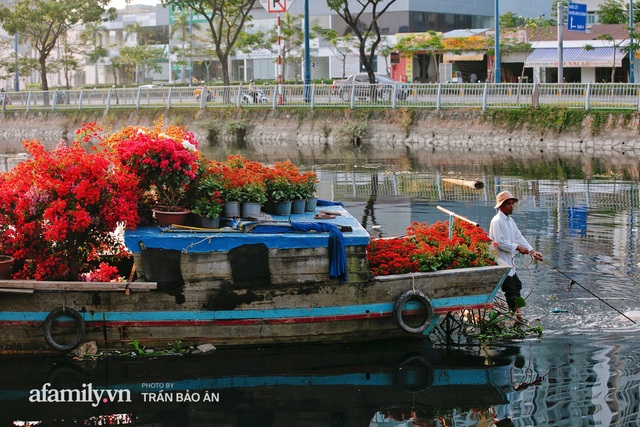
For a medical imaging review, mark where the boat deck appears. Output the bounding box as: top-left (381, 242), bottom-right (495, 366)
top-left (124, 206), bottom-right (371, 253)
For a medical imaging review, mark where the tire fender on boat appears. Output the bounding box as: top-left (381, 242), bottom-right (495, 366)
top-left (43, 307), bottom-right (86, 352)
top-left (393, 289), bottom-right (434, 334)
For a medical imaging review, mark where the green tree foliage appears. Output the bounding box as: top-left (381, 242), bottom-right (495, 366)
top-left (169, 10), bottom-right (201, 83)
top-left (266, 13), bottom-right (304, 83)
top-left (57, 33), bottom-right (83, 89)
top-left (163, 0), bottom-right (258, 86)
top-left (312, 24), bottom-right (357, 78)
top-left (0, 0), bottom-right (116, 91)
top-left (394, 31), bottom-right (444, 81)
top-left (326, 0), bottom-right (398, 85)
top-left (500, 11), bottom-right (526, 28)
top-left (112, 45), bottom-right (164, 85)
top-left (236, 28), bottom-right (268, 81)
top-left (597, 0), bottom-right (640, 24)
top-left (80, 22), bottom-right (108, 86)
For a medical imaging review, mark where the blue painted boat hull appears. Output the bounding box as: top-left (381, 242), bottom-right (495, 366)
top-left (0, 207), bottom-right (509, 352)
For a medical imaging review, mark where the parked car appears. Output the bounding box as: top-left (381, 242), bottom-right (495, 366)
top-left (331, 73), bottom-right (410, 101)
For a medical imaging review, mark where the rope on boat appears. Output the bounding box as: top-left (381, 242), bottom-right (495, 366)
top-left (181, 235), bottom-right (221, 254)
top-left (512, 253), bottom-right (536, 301)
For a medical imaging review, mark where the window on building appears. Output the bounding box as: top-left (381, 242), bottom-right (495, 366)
top-left (587, 11), bottom-right (596, 25)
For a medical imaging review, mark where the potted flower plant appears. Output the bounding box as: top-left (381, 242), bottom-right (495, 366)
top-left (218, 155), bottom-right (268, 219)
top-left (191, 175), bottom-right (225, 228)
top-left (300, 171), bottom-right (319, 212)
top-left (264, 160), bottom-right (301, 215)
top-left (104, 119), bottom-right (200, 226)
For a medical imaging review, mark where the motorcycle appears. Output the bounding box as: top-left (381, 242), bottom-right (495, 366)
top-left (194, 87), bottom-right (213, 102)
top-left (0, 92), bottom-right (10, 106)
top-left (242, 89), bottom-right (268, 104)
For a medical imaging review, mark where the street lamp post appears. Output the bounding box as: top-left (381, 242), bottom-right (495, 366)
top-left (630, 0), bottom-right (635, 83)
top-left (14, 33), bottom-right (19, 91)
top-left (303, 0), bottom-right (311, 100)
top-left (494, 0), bottom-right (501, 83)
top-left (189, 9), bottom-right (193, 87)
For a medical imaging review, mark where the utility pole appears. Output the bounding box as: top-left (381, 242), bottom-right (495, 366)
top-left (494, 0), bottom-right (500, 82)
top-left (304, 0), bottom-right (311, 100)
top-left (558, 1), bottom-right (564, 83)
top-left (14, 33), bottom-right (19, 91)
top-left (630, 0), bottom-right (635, 83)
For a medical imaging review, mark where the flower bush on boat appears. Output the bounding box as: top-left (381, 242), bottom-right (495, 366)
top-left (102, 117), bottom-right (200, 209)
top-left (0, 138), bottom-right (139, 280)
top-left (366, 220), bottom-right (496, 276)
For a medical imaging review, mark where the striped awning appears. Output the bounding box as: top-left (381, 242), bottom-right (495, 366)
top-left (524, 47), bottom-right (626, 68)
top-left (443, 51), bottom-right (485, 62)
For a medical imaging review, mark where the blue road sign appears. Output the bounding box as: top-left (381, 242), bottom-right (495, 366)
top-left (567, 2), bottom-right (587, 32)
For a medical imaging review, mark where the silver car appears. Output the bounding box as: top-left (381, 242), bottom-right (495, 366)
top-left (332, 73), bottom-right (410, 101)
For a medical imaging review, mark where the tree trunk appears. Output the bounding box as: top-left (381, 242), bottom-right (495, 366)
top-left (39, 55), bottom-right (49, 91)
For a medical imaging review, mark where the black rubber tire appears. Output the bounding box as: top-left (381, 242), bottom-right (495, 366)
top-left (43, 307), bottom-right (86, 352)
top-left (393, 289), bottom-right (434, 334)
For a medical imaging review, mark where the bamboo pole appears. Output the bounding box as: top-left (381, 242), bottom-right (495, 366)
top-left (442, 178), bottom-right (484, 189)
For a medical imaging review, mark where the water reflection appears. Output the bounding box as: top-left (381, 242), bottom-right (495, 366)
top-left (1, 341), bottom-right (517, 426)
top-left (311, 163), bottom-right (640, 426)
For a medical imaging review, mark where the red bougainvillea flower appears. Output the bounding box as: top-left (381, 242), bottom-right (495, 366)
top-left (0, 138), bottom-right (139, 280)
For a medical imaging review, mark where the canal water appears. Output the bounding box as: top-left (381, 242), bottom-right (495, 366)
top-left (2, 146), bottom-right (640, 426)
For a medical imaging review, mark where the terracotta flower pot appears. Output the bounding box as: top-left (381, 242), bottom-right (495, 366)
top-left (152, 207), bottom-right (189, 226)
top-left (0, 255), bottom-right (15, 279)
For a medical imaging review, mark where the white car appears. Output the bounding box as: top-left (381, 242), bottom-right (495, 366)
top-left (331, 73), bottom-right (410, 101)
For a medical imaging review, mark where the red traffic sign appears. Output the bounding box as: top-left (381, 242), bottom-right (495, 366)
top-left (260, 0), bottom-right (293, 13)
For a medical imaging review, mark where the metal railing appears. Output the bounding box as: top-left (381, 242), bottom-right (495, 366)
top-left (2, 82), bottom-right (640, 112)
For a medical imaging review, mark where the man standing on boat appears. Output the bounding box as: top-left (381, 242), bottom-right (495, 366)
top-left (489, 191), bottom-right (543, 321)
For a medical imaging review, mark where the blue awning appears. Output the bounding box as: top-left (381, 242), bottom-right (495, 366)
top-left (524, 47), bottom-right (626, 68)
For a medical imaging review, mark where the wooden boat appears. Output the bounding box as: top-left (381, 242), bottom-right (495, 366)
top-left (0, 340), bottom-right (515, 426)
top-left (0, 206), bottom-right (510, 353)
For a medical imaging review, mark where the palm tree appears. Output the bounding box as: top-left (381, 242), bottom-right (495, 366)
top-left (125, 22), bottom-right (156, 83)
top-left (124, 22), bottom-right (155, 46)
top-left (170, 10), bottom-right (200, 83)
top-left (80, 22), bottom-right (107, 86)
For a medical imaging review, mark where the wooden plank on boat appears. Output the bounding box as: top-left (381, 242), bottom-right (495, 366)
top-left (0, 280), bottom-right (157, 291)
top-left (0, 288), bottom-right (35, 294)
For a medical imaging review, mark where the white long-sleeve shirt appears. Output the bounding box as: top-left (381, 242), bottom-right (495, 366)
top-left (488, 210), bottom-right (533, 276)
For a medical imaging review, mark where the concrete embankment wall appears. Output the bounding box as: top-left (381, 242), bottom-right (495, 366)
top-left (1, 108), bottom-right (639, 161)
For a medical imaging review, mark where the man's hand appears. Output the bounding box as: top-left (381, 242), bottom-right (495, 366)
top-left (530, 250), bottom-right (543, 261)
